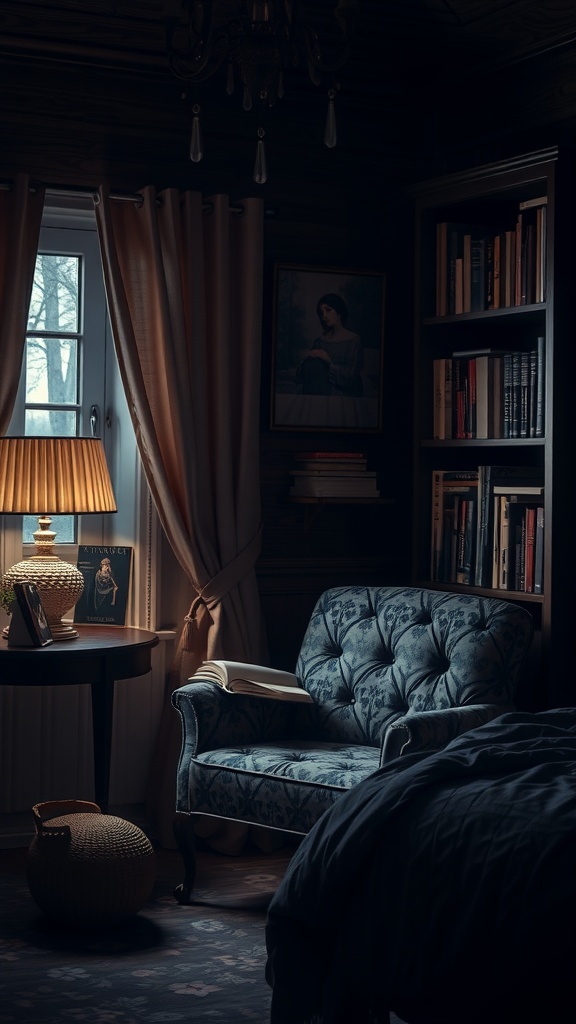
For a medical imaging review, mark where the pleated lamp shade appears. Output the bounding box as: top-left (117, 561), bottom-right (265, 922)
top-left (0, 437), bottom-right (117, 640)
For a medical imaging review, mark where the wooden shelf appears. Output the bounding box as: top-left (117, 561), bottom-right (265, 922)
top-left (410, 147), bottom-right (576, 709)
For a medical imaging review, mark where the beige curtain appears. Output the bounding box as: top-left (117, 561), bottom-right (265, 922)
top-left (94, 187), bottom-right (268, 845)
top-left (0, 176), bottom-right (46, 432)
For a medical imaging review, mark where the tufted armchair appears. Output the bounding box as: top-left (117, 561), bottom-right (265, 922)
top-left (171, 585), bottom-right (533, 903)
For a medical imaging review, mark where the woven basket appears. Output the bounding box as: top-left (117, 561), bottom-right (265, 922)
top-left (27, 800), bottom-right (156, 928)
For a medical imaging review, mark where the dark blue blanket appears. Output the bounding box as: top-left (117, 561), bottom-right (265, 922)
top-left (265, 710), bottom-right (576, 1024)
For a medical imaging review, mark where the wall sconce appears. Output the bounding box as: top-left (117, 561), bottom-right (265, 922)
top-left (0, 436), bottom-right (117, 640)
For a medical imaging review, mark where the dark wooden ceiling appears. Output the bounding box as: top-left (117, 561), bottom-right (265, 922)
top-left (1, 1), bottom-right (576, 197)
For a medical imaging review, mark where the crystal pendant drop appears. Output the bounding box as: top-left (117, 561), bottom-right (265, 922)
top-left (324, 89), bottom-right (337, 149)
top-left (243, 85), bottom-right (253, 111)
top-left (190, 104), bottom-right (203, 162)
top-left (253, 128), bottom-right (267, 185)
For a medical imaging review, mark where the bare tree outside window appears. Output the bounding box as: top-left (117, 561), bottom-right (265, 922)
top-left (23, 253), bottom-right (82, 542)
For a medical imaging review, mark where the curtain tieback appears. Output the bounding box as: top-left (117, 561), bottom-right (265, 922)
top-left (184, 524), bottom-right (262, 635)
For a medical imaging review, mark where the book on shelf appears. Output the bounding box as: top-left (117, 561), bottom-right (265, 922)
top-left (485, 235), bottom-right (495, 309)
top-left (290, 477), bottom-right (380, 497)
top-left (462, 233), bottom-right (472, 312)
top-left (474, 465), bottom-right (544, 589)
top-left (518, 195), bottom-right (548, 211)
top-left (524, 505), bottom-right (537, 593)
top-left (492, 484), bottom-right (544, 496)
top-left (511, 351), bottom-right (522, 438)
top-left (451, 355), bottom-right (477, 439)
top-left (436, 222), bottom-right (467, 316)
top-left (192, 660), bottom-right (314, 703)
top-left (519, 350), bottom-right (531, 438)
top-left (456, 496), bottom-right (477, 586)
top-left (493, 494), bottom-right (544, 592)
top-left (291, 468), bottom-right (376, 478)
top-left (7, 581), bottom-right (53, 648)
top-left (470, 233), bottom-right (486, 312)
top-left (451, 347), bottom-right (501, 357)
top-left (475, 353), bottom-right (504, 439)
top-left (503, 228), bottom-right (516, 307)
top-left (532, 204), bottom-right (541, 301)
top-left (534, 505), bottom-right (545, 594)
top-left (431, 469), bottom-right (479, 582)
top-left (435, 199), bottom-right (545, 317)
top-left (436, 222), bottom-right (501, 316)
top-left (535, 336), bottom-right (545, 438)
top-left (291, 463), bottom-right (371, 475)
top-left (448, 351), bottom-right (504, 439)
top-left (433, 357), bottom-right (453, 439)
top-left (498, 500), bottom-right (543, 592)
top-left (433, 340), bottom-right (543, 441)
top-left (293, 451), bottom-right (366, 461)
top-left (492, 232), bottom-right (502, 309)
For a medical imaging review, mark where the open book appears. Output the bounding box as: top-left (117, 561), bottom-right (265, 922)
top-left (194, 660), bottom-right (314, 703)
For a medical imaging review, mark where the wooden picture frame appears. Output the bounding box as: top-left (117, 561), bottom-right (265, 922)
top-left (271, 263), bottom-right (386, 431)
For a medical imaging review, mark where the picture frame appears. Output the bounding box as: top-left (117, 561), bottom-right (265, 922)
top-left (271, 263), bottom-right (386, 432)
top-left (73, 546), bottom-right (133, 627)
top-left (8, 582), bottom-right (53, 647)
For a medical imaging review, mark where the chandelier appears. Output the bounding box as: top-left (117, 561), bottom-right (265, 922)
top-left (166, 1), bottom-right (358, 184)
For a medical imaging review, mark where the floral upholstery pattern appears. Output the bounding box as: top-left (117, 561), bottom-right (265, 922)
top-left (172, 586), bottom-right (533, 900)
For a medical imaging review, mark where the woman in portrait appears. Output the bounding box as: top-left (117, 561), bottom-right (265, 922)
top-left (296, 293), bottom-right (364, 397)
top-left (94, 557), bottom-right (118, 610)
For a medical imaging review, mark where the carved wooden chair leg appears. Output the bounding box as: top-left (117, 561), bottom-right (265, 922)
top-left (172, 811), bottom-right (197, 904)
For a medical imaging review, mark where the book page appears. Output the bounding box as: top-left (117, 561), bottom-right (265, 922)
top-left (199, 660), bottom-right (300, 688)
top-left (229, 679), bottom-right (314, 702)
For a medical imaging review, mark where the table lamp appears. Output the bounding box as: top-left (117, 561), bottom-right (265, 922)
top-left (0, 436), bottom-right (117, 640)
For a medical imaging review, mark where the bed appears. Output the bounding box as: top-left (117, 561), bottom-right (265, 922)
top-left (265, 709), bottom-right (576, 1024)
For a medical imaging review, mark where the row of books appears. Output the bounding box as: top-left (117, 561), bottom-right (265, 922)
top-left (435, 195), bottom-right (547, 317)
top-left (431, 466), bottom-right (544, 593)
top-left (289, 451), bottom-right (380, 498)
top-left (432, 338), bottom-right (544, 440)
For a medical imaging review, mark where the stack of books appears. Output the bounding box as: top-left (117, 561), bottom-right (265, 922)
top-left (433, 337), bottom-right (545, 440)
top-left (289, 452), bottom-right (380, 498)
top-left (431, 465), bottom-right (544, 593)
top-left (435, 195), bottom-right (547, 317)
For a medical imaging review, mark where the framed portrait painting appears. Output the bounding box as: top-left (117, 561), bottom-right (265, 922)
top-left (271, 263), bottom-right (385, 431)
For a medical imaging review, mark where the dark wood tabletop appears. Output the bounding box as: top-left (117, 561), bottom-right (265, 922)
top-left (0, 624), bottom-right (160, 811)
top-left (0, 625), bottom-right (159, 685)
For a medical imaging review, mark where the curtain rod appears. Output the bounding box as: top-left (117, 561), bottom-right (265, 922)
top-left (0, 181), bottom-right (245, 214)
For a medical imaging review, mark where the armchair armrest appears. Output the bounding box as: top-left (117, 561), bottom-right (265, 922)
top-left (172, 680), bottom-right (308, 757)
top-left (381, 703), bottom-right (513, 764)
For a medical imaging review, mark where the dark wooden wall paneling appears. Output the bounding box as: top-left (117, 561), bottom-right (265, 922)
top-left (3, 2), bottom-right (576, 663)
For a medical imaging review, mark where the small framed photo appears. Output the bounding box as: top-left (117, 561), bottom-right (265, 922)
top-left (271, 263), bottom-right (386, 431)
top-left (8, 582), bottom-right (53, 647)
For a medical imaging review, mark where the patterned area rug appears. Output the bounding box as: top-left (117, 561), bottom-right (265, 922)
top-left (0, 842), bottom-right (293, 1023)
top-left (0, 841), bottom-right (408, 1024)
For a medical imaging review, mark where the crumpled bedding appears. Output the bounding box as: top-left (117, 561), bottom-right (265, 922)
top-left (265, 710), bottom-right (576, 1024)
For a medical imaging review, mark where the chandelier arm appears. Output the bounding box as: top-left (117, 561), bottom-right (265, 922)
top-left (168, 26), bottom-right (234, 83)
top-left (165, 0), bottom-right (358, 180)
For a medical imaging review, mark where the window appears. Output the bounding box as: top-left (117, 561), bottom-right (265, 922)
top-left (2, 195), bottom-right (168, 633)
top-left (8, 205), bottom-right (108, 546)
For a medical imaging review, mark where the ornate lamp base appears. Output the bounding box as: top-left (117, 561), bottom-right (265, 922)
top-left (2, 555), bottom-right (84, 641)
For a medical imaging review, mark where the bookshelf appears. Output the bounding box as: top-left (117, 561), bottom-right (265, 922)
top-left (410, 148), bottom-right (576, 710)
